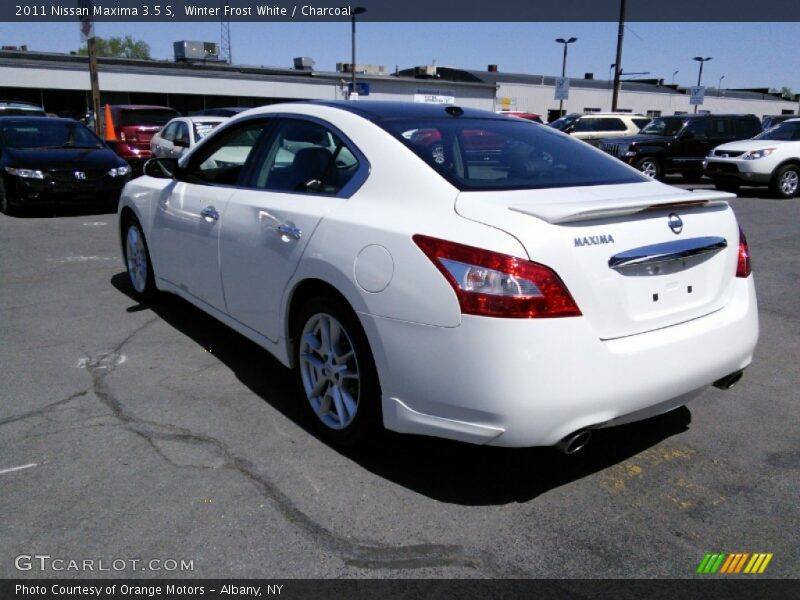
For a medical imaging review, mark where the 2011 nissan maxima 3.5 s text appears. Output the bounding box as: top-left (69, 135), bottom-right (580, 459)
top-left (118, 101), bottom-right (758, 453)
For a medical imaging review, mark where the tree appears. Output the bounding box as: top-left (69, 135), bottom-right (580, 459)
top-left (780, 87), bottom-right (794, 100)
top-left (78, 35), bottom-right (150, 59)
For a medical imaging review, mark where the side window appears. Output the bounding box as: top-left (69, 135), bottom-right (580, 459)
top-left (634, 117), bottom-right (652, 129)
top-left (572, 118), bottom-right (596, 133)
top-left (683, 119), bottom-right (708, 137)
top-left (174, 122), bottom-right (190, 145)
top-left (737, 118), bottom-right (760, 139)
top-left (251, 119), bottom-right (360, 195)
top-left (596, 118), bottom-right (627, 132)
top-left (712, 119), bottom-right (733, 137)
top-left (161, 122), bottom-right (178, 141)
top-left (187, 121), bottom-right (269, 186)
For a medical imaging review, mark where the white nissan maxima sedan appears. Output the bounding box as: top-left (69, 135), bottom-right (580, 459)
top-left (118, 101), bottom-right (758, 453)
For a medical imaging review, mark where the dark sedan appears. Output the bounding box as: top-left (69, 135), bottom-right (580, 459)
top-left (0, 117), bottom-right (131, 215)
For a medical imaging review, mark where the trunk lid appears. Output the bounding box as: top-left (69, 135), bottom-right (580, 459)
top-left (119, 125), bottom-right (160, 152)
top-left (456, 181), bottom-right (741, 339)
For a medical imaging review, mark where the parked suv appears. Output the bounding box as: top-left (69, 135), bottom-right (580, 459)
top-left (549, 112), bottom-right (650, 146)
top-left (598, 113), bottom-right (761, 181)
top-left (704, 118), bottom-right (800, 198)
top-left (761, 114), bottom-right (796, 131)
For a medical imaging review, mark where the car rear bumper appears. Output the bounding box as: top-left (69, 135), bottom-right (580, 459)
top-left (365, 276), bottom-right (758, 447)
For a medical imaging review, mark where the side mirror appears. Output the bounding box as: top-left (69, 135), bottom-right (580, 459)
top-left (143, 157), bottom-right (180, 179)
top-left (173, 138), bottom-right (190, 148)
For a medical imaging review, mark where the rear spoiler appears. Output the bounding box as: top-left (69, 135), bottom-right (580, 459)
top-left (509, 190), bottom-right (733, 224)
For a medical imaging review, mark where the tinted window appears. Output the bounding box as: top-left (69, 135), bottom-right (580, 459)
top-left (736, 118), bottom-right (761, 138)
top-left (639, 117), bottom-right (685, 136)
top-left (252, 119), bottom-right (359, 194)
top-left (161, 122), bottom-right (178, 141)
top-left (594, 118), bottom-right (627, 132)
top-left (174, 122), bottom-right (190, 144)
top-left (572, 118), bottom-right (596, 133)
top-left (0, 121), bottom-right (104, 149)
top-left (549, 114), bottom-right (579, 131)
top-left (118, 109), bottom-right (179, 127)
top-left (712, 119), bottom-right (733, 136)
top-left (683, 119), bottom-right (707, 137)
top-left (754, 121), bottom-right (800, 141)
top-left (384, 118), bottom-right (646, 191)
top-left (634, 118), bottom-right (651, 129)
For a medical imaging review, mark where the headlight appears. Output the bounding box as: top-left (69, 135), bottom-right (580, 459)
top-left (742, 148), bottom-right (776, 160)
top-left (4, 166), bottom-right (44, 179)
top-left (109, 165), bottom-right (131, 177)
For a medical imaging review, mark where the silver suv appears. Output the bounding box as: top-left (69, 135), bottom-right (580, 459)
top-left (550, 112), bottom-right (650, 146)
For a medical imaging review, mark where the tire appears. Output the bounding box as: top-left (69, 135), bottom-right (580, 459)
top-left (635, 156), bottom-right (662, 180)
top-left (293, 295), bottom-right (381, 448)
top-left (769, 164), bottom-right (800, 199)
top-left (713, 180), bottom-right (740, 194)
top-left (122, 217), bottom-right (157, 301)
top-left (0, 178), bottom-right (15, 216)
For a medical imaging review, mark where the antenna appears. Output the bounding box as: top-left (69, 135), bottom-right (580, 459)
top-left (221, 1), bottom-right (232, 64)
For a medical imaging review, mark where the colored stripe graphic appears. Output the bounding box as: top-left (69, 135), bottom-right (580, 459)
top-left (700, 552), bottom-right (773, 574)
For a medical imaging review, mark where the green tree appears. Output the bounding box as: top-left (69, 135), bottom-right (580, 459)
top-left (78, 35), bottom-right (151, 59)
top-left (780, 86), bottom-right (794, 100)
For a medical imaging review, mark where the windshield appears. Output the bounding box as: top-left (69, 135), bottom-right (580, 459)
top-left (754, 121), bottom-right (800, 141)
top-left (548, 114), bottom-right (579, 131)
top-left (193, 121), bottom-right (223, 141)
top-left (0, 121), bottom-right (104, 149)
top-left (383, 117), bottom-right (647, 191)
top-left (638, 117), bottom-right (686, 136)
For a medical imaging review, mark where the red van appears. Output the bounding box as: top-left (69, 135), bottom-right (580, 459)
top-left (103, 105), bottom-right (179, 174)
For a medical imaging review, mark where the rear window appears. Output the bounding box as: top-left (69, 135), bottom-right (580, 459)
top-left (383, 117), bottom-right (646, 191)
top-left (118, 109), bottom-right (179, 127)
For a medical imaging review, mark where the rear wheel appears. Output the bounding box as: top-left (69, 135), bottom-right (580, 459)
top-left (293, 296), bottom-right (381, 447)
top-left (122, 217), bottom-right (157, 301)
top-left (635, 156), bottom-right (662, 180)
top-left (770, 164), bottom-right (800, 199)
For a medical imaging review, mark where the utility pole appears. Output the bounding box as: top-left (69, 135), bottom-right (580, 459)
top-left (611, 0), bottom-right (626, 112)
top-left (221, 1), bottom-right (232, 64)
top-left (79, 1), bottom-right (101, 135)
top-left (350, 7), bottom-right (367, 99)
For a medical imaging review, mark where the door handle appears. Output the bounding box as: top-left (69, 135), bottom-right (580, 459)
top-left (277, 223), bottom-right (302, 240)
top-left (200, 206), bottom-right (220, 221)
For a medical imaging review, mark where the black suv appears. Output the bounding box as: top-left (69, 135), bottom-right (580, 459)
top-left (598, 114), bottom-right (761, 181)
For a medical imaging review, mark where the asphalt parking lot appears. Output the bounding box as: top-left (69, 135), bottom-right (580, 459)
top-left (1, 184), bottom-right (798, 579)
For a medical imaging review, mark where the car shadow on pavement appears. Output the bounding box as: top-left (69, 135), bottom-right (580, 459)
top-left (6, 203), bottom-right (118, 218)
top-left (111, 272), bottom-right (693, 506)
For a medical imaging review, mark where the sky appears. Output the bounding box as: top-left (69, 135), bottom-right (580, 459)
top-left (1, 21), bottom-right (799, 93)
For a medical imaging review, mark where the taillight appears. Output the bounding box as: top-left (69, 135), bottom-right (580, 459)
top-left (119, 131), bottom-right (126, 142)
top-left (736, 226), bottom-right (751, 278)
top-left (413, 234), bottom-right (581, 318)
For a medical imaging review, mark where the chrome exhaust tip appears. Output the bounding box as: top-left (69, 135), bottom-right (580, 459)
top-left (713, 369), bottom-right (745, 390)
top-left (555, 429), bottom-right (592, 455)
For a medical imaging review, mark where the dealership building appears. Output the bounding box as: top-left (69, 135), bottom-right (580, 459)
top-left (0, 47), bottom-right (796, 121)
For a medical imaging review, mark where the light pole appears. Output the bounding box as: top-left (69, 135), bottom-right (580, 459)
top-left (555, 37), bottom-right (577, 116)
top-left (718, 74), bottom-right (725, 97)
top-left (350, 6), bottom-right (367, 99)
top-left (671, 70), bottom-right (679, 86)
top-left (692, 56), bottom-right (712, 113)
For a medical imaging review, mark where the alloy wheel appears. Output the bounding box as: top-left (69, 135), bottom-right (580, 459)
top-left (126, 224), bottom-right (149, 294)
top-left (780, 169), bottom-right (799, 196)
top-left (298, 313), bottom-right (361, 430)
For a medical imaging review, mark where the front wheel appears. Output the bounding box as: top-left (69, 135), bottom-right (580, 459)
top-left (122, 217), bottom-right (157, 301)
top-left (770, 164), bottom-right (800, 199)
top-left (635, 156), bottom-right (662, 180)
top-left (293, 296), bottom-right (381, 447)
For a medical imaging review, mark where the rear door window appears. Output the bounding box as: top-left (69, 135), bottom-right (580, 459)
top-left (594, 118), bottom-right (627, 132)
